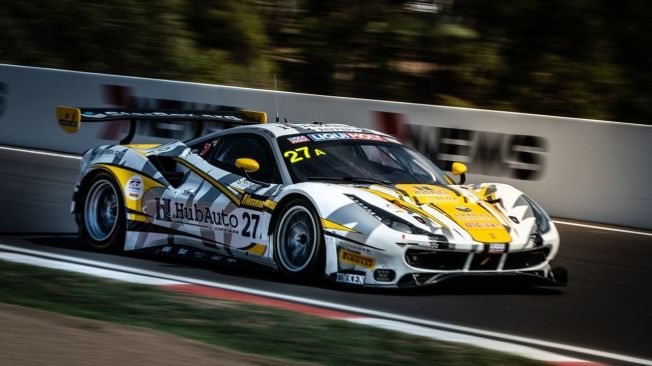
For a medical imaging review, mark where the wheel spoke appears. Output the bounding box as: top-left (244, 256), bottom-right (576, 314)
top-left (84, 180), bottom-right (119, 242)
top-left (277, 205), bottom-right (317, 273)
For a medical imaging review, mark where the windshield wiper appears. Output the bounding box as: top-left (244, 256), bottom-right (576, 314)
top-left (306, 176), bottom-right (392, 185)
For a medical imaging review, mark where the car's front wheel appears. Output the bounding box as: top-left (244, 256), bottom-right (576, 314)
top-left (273, 198), bottom-right (325, 281)
top-left (80, 172), bottom-right (125, 252)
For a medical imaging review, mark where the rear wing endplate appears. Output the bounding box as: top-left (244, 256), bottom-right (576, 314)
top-left (56, 106), bottom-right (267, 144)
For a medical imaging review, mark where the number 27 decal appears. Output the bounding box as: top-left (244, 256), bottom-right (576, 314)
top-left (283, 146), bottom-right (326, 163)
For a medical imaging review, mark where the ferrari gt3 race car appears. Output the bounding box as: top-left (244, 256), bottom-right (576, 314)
top-left (56, 106), bottom-right (567, 287)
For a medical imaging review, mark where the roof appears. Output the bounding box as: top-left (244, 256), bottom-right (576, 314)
top-left (245, 122), bottom-right (395, 138)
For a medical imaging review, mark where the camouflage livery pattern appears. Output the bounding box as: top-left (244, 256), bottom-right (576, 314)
top-left (71, 123), bottom-right (561, 288)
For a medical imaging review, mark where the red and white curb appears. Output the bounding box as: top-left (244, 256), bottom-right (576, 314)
top-left (4, 244), bottom-right (647, 366)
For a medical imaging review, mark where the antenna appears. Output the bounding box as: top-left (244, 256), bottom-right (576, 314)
top-left (274, 74), bottom-right (279, 123)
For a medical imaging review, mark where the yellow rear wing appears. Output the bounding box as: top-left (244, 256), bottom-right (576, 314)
top-left (56, 106), bottom-right (267, 144)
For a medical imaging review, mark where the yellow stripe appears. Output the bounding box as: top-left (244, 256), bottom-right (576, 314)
top-left (124, 144), bottom-right (161, 149)
top-left (173, 158), bottom-right (241, 205)
top-left (264, 200), bottom-right (277, 211)
top-left (465, 188), bottom-right (511, 226)
top-left (128, 212), bottom-right (150, 223)
top-left (430, 203), bottom-right (511, 243)
top-left (201, 173), bottom-right (277, 212)
top-left (321, 218), bottom-right (357, 233)
top-left (245, 243), bottom-right (267, 256)
top-left (363, 188), bottom-right (448, 228)
top-left (95, 164), bottom-right (165, 213)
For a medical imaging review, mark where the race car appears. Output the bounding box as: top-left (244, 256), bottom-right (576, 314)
top-left (56, 106), bottom-right (567, 287)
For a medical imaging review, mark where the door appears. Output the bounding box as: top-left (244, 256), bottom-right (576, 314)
top-left (175, 133), bottom-right (283, 263)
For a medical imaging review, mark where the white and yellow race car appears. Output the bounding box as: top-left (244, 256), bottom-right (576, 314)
top-left (57, 106), bottom-right (567, 287)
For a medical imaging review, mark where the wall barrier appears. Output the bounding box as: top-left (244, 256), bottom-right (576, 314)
top-left (1, 64), bottom-right (651, 229)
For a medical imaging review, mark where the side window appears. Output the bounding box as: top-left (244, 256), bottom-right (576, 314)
top-left (211, 134), bottom-right (281, 184)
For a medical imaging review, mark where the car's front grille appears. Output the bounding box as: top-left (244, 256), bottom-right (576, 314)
top-left (503, 247), bottom-right (550, 270)
top-left (469, 253), bottom-right (502, 270)
top-left (405, 247), bottom-right (551, 271)
top-left (405, 249), bottom-right (468, 270)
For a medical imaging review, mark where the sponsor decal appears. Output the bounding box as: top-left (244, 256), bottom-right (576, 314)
top-left (339, 249), bottom-right (375, 268)
top-left (152, 197), bottom-right (262, 238)
top-left (177, 248), bottom-right (189, 255)
top-left (412, 186), bottom-right (435, 194)
top-left (308, 132), bottom-right (388, 142)
top-left (231, 177), bottom-right (261, 191)
top-left (335, 272), bottom-right (365, 285)
top-left (455, 206), bottom-right (472, 212)
top-left (125, 176), bottom-right (144, 200)
top-left (240, 193), bottom-right (267, 210)
top-left (287, 135), bottom-right (310, 144)
top-left (90, 147), bottom-right (127, 161)
top-left (209, 254), bottom-right (224, 262)
top-left (83, 110), bottom-right (241, 121)
top-left (154, 197), bottom-right (240, 234)
top-left (295, 124), bottom-right (364, 132)
top-left (308, 132), bottom-right (351, 141)
top-left (454, 212), bottom-right (495, 221)
top-left (464, 222), bottom-right (501, 228)
top-left (396, 184), bottom-right (460, 204)
top-left (488, 243), bottom-right (506, 253)
top-left (160, 246), bottom-right (173, 253)
top-left (337, 242), bottom-right (372, 254)
top-left (374, 111), bottom-right (547, 180)
top-left (347, 133), bottom-right (386, 141)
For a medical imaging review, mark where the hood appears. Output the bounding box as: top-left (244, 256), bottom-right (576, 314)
top-left (366, 184), bottom-right (512, 243)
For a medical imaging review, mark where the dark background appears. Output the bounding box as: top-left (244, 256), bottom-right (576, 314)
top-left (2, 0), bottom-right (652, 124)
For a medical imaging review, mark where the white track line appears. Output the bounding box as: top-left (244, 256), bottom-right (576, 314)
top-left (0, 145), bottom-right (81, 160)
top-left (0, 248), bottom-right (588, 365)
top-left (0, 251), bottom-right (180, 286)
top-left (553, 219), bottom-right (652, 237)
top-left (1, 243), bottom-right (650, 366)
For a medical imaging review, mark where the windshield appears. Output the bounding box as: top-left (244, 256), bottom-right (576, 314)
top-left (277, 133), bottom-right (448, 184)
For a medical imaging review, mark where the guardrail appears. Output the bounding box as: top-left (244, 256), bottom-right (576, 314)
top-left (1, 64), bottom-right (651, 229)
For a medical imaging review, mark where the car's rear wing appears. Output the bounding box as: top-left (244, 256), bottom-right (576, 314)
top-left (56, 106), bottom-right (267, 144)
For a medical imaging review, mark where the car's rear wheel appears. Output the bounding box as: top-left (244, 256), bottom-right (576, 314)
top-left (80, 172), bottom-right (125, 252)
top-left (274, 198), bottom-right (325, 281)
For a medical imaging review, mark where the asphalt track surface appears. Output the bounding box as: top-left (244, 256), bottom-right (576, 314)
top-left (1, 146), bottom-right (651, 365)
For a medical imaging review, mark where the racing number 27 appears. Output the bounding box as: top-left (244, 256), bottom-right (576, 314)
top-left (242, 212), bottom-right (259, 238)
top-left (283, 147), bottom-right (325, 163)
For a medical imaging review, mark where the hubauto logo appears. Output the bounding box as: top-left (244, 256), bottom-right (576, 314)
top-left (374, 111), bottom-right (546, 180)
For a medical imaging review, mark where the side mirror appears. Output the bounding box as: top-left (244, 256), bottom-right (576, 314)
top-left (235, 158), bottom-right (260, 173)
top-left (450, 162), bottom-right (467, 184)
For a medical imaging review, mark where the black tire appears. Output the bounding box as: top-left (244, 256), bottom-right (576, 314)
top-left (79, 172), bottom-right (126, 252)
top-left (273, 197), bottom-right (325, 281)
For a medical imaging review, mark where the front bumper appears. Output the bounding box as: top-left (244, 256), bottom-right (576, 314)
top-left (324, 227), bottom-right (562, 288)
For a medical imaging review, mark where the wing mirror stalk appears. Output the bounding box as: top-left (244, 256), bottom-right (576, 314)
top-left (235, 158), bottom-right (270, 187)
top-left (451, 162), bottom-right (467, 184)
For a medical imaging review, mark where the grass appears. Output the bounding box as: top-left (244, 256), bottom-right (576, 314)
top-left (0, 260), bottom-right (544, 366)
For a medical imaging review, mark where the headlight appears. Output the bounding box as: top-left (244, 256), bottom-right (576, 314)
top-left (522, 195), bottom-right (551, 233)
top-left (347, 194), bottom-right (433, 236)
